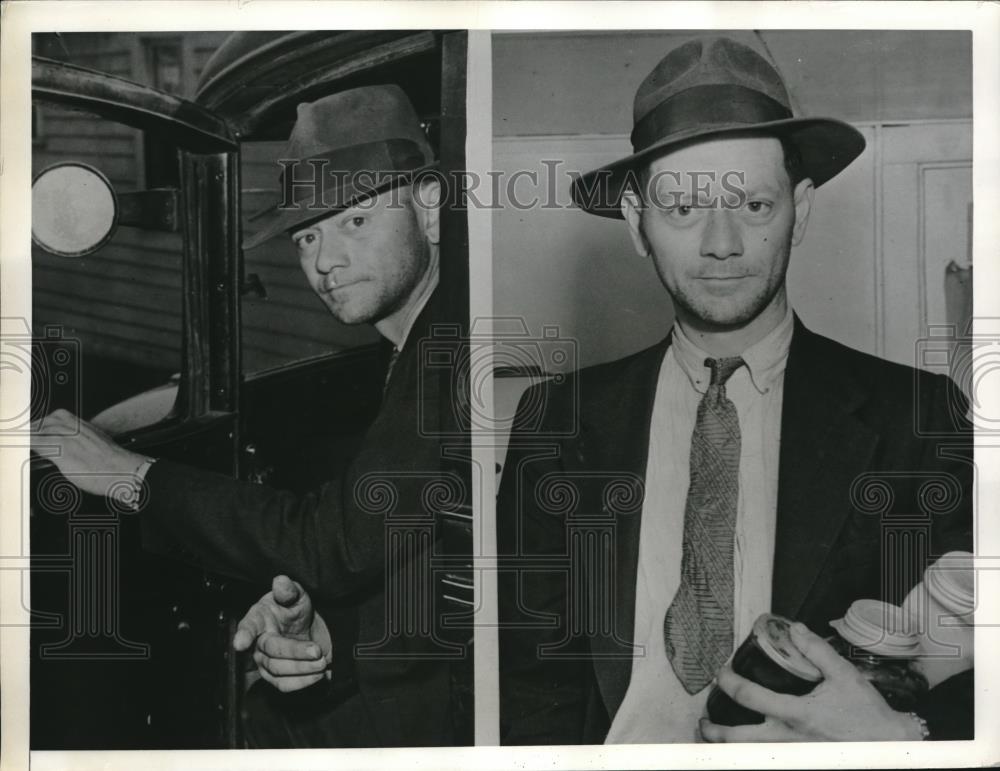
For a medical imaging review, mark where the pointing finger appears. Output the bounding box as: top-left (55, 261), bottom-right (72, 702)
top-left (271, 575), bottom-right (302, 607)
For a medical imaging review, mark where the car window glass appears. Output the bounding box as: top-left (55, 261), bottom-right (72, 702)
top-left (32, 105), bottom-right (182, 434)
top-left (240, 140), bottom-right (380, 376)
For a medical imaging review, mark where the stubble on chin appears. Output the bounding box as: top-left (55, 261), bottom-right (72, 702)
top-left (673, 286), bottom-right (771, 330)
top-left (326, 285), bottom-right (391, 327)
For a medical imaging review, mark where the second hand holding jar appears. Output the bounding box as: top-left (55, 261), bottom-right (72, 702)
top-left (827, 599), bottom-right (929, 712)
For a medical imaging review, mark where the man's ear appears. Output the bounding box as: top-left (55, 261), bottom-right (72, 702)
top-left (414, 177), bottom-right (441, 245)
top-left (621, 189), bottom-right (651, 258)
top-left (790, 178), bottom-right (814, 247)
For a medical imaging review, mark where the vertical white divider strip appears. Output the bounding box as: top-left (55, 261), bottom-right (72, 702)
top-left (466, 29), bottom-right (499, 747)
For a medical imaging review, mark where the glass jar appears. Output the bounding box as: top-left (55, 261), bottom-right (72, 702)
top-left (827, 599), bottom-right (928, 712)
top-left (901, 551), bottom-right (975, 688)
top-left (706, 613), bottom-right (822, 726)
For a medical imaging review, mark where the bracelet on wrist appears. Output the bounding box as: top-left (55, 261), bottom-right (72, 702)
top-left (903, 711), bottom-right (930, 740)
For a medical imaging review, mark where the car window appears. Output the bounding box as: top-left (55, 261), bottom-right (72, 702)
top-left (239, 140), bottom-right (380, 376)
top-left (32, 105), bottom-right (183, 434)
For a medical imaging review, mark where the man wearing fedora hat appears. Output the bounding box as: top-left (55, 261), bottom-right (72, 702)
top-left (33, 84), bottom-right (468, 747)
top-left (498, 36), bottom-right (972, 744)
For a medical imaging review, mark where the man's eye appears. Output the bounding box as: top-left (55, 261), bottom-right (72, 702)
top-left (746, 200), bottom-right (772, 214)
top-left (293, 233), bottom-right (317, 249)
top-left (667, 205), bottom-right (694, 217)
top-left (348, 215), bottom-right (366, 229)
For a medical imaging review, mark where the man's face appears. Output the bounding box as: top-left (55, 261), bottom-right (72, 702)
top-left (291, 184), bottom-right (431, 325)
top-left (623, 136), bottom-right (813, 332)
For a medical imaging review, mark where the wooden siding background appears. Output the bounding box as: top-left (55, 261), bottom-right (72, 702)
top-left (32, 32), bottom-right (376, 383)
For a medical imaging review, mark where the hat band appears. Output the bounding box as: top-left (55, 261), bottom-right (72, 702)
top-left (630, 84), bottom-right (793, 153)
top-left (279, 138), bottom-right (428, 209)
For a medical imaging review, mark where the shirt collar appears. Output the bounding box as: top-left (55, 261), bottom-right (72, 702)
top-left (671, 307), bottom-right (794, 395)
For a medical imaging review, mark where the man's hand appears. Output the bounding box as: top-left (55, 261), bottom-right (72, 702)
top-left (233, 575), bottom-right (333, 693)
top-left (700, 622), bottom-right (925, 742)
top-left (32, 409), bottom-right (148, 496)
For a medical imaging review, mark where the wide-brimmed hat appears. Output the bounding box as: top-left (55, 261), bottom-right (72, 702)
top-left (571, 36), bottom-right (866, 218)
top-left (243, 84), bottom-right (435, 249)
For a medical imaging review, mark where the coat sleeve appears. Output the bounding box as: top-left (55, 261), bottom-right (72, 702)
top-left (914, 669), bottom-right (974, 740)
top-left (137, 345), bottom-right (444, 606)
top-left (919, 370), bottom-right (974, 557)
top-left (497, 383), bottom-right (590, 745)
top-left (912, 372), bottom-right (974, 739)
top-left (139, 457), bottom-right (390, 603)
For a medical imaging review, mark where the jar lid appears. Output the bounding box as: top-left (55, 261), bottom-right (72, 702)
top-left (925, 551), bottom-right (975, 617)
top-left (753, 614), bottom-right (823, 682)
top-left (829, 599), bottom-right (921, 657)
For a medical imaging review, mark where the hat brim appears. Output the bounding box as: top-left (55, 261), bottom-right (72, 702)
top-left (242, 162), bottom-right (438, 250)
top-left (571, 117), bottom-right (866, 218)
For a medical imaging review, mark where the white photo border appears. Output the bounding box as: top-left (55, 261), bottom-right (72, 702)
top-left (2, 2), bottom-right (998, 770)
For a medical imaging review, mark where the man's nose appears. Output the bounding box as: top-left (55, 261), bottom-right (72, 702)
top-left (699, 208), bottom-right (744, 260)
top-left (314, 234), bottom-right (349, 274)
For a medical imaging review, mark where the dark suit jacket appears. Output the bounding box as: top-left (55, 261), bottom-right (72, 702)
top-left (498, 317), bottom-right (972, 744)
top-left (138, 289), bottom-right (464, 747)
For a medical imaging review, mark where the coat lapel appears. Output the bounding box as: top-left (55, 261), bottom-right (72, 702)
top-left (574, 336), bottom-right (671, 720)
top-left (772, 318), bottom-right (880, 618)
top-left (578, 319), bottom-right (882, 724)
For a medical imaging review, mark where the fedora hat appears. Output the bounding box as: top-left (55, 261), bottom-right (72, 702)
top-left (571, 36), bottom-right (866, 218)
top-left (243, 84), bottom-right (435, 249)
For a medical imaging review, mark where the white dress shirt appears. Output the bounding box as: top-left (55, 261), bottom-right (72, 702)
top-left (605, 309), bottom-right (794, 743)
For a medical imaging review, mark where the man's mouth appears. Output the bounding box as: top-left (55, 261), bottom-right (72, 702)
top-left (322, 278), bottom-right (362, 293)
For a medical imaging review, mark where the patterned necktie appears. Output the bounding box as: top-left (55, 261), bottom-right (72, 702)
top-left (664, 355), bottom-right (745, 694)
